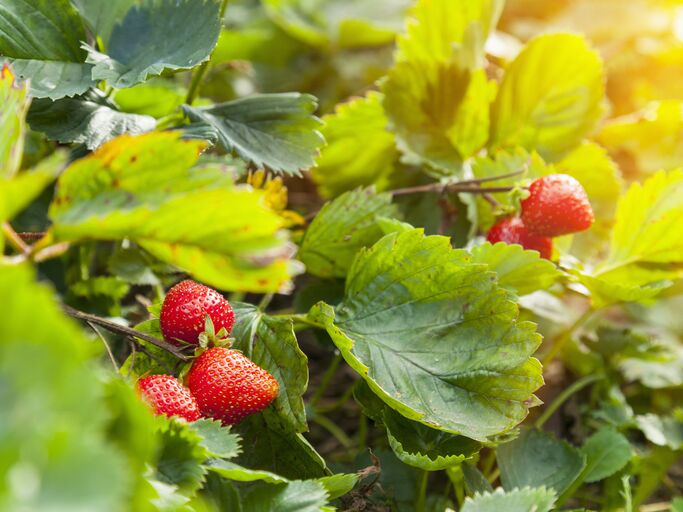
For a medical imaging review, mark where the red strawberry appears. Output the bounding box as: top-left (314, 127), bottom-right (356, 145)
top-left (160, 280), bottom-right (234, 345)
top-left (521, 174), bottom-right (594, 237)
top-left (137, 374), bottom-right (201, 422)
top-left (487, 217), bottom-right (553, 260)
top-left (188, 347), bottom-right (279, 425)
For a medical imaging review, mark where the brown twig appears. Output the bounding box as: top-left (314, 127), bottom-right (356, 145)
top-left (62, 305), bottom-right (190, 361)
top-left (17, 231), bottom-right (47, 241)
top-left (391, 183), bottom-right (519, 196)
top-left (2, 223), bottom-right (30, 254)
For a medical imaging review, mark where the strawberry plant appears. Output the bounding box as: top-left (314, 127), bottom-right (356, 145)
top-left (2, 0), bottom-right (683, 511)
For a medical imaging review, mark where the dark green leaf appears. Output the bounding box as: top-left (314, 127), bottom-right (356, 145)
top-left (241, 480), bottom-right (329, 512)
top-left (580, 427), bottom-right (632, 483)
top-left (309, 229), bottom-right (543, 441)
top-left (497, 428), bottom-right (586, 495)
top-left (182, 93), bottom-right (324, 176)
top-left (70, 0), bottom-right (135, 45)
top-left (28, 90), bottom-right (155, 149)
top-left (155, 419), bottom-right (209, 494)
top-left (461, 487), bottom-right (556, 512)
top-left (9, 59), bottom-right (94, 99)
top-left (232, 303), bottom-right (308, 433)
top-left (462, 463), bottom-right (493, 495)
top-left (84, 0), bottom-right (221, 88)
top-left (189, 419), bottom-right (242, 460)
top-left (299, 188), bottom-right (399, 278)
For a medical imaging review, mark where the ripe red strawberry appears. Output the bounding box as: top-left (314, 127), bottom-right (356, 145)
top-left (521, 174), bottom-right (594, 237)
top-left (160, 280), bottom-right (234, 345)
top-left (188, 347), bottom-right (279, 425)
top-left (137, 374), bottom-right (201, 422)
top-left (487, 217), bottom-right (553, 260)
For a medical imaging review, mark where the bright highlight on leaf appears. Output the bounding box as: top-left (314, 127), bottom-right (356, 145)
top-left (0, 64), bottom-right (29, 178)
top-left (310, 229), bottom-right (544, 441)
top-left (48, 132), bottom-right (296, 292)
top-left (490, 33), bottom-right (604, 161)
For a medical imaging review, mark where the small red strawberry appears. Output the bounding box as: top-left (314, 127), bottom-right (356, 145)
top-left (188, 347), bottom-right (279, 425)
top-left (487, 217), bottom-right (553, 259)
top-left (521, 174), bottom-right (594, 237)
top-left (160, 280), bottom-right (234, 345)
top-left (137, 374), bottom-right (201, 422)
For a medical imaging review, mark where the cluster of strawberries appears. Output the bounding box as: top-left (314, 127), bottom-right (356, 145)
top-left (486, 174), bottom-right (594, 259)
top-left (137, 280), bottom-right (279, 425)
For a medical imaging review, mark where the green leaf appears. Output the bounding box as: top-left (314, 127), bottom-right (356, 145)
top-left (461, 487), bottom-right (556, 512)
top-left (673, 496), bottom-right (683, 512)
top-left (312, 92), bottom-right (398, 198)
top-left (189, 419), bottom-right (242, 460)
top-left (207, 460), bottom-right (288, 484)
top-left (0, 264), bottom-right (132, 511)
top-left (490, 33), bottom-right (604, 161)
top-left (636, 413), bottom-right (683, 449)
top-left (241, 480), bottom-right (329, 512)
top-left (0, 0), bottom-right (94, 99)
top-left (234, 415), bottom-right (327, 480)
top-left (598, 100), bottom-right (683, 175)
top-left (70, 0), bottom-right (135, 45)
top-left (599, 170), bottom-right (683, 275)
top-left (316, 473), bottom-right (359, 500)
top-left (299, 188), bottom-right (399, 278)
top-left (84, 0), bottom-right (221, 89)
top-left (28, 91), bottom-right (156, 150)
top-left (48, 132), bottom-right (296, 292)
top-left (113, 80), bottom-right (187, 118)
top-left (309, 229), bottom-right (544, 441)
top-left (462, 463), bottom-right (493, 495)
top-left (0, 151), bottom-right (66, 221)
top-left (231, 303), bottom-right (308, 433)
top-left (384, 407), bottom-right (481, 471)
top-left (497, 428), bottom-right (586, 495)
top-left (382, 60), bottom-right (493, 174)
top-left (155, 419), bottom-right (209, 495)
top-left (619, 341), bottom-right (683, 389)
top-left (574, 270), bottom-right (671, 309)
top-left (469, 242), bottom-right (562, 296)
top-left (182, 93), bottom-right (324, 176)
top-left (580, 427), bottom-right (632, 483)
top-left (0, 64), bottom-right (29, 178)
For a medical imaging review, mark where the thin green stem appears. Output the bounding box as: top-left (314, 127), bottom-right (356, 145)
top-left (415, 470), bottom-right (428, 512)
top-left (310, 353), bottom-right (342, 408)
top-left (258, 293), bottom-right (274, 311)
top-left (311, 414), bottom-right (353, 449)
top-left (535, 374), bottom-right (603, 429)
top-left (285, 313), bottom-right (325, 330)
top-left (541, 308), bottom-right (596, 367)
top-left (185, 0), bottom-right (229, 105)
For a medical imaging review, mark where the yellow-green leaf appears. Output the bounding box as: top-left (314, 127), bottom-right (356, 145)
top-left (0, 64), bottom-right (29, 178)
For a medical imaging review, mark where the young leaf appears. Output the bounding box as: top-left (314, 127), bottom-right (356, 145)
top-left (461, 487), bottom-right (556, 512)
top-left (299, 188), bottom-right (399, 278)
top-left (48, 132), bottom-right (296, 292)
top-left (182, 93), bottom-right (324, 176)
top-left (469, 242), bottom-right (562, 296)
top-left (497, 428), bottom-right (586, 495)
top-left (580, 427), bottom-right (632, 483)
top-left (84, 0), bottom-right (221, 88)
top-left (0, 0), bottom-right (95, 98)
top-left (189, 419), bottom-right (242, 460)
top-left (636, 413), bottom-right (683, 449)
top-left (0, 64), bottom-right (29, 178)
top-left (490, 33), bottom-right (604, 161)
top-left (241, 480), bottom-right (329, 512)
top-left (231, 303), bottom-right (308, 433)
top-left (28, 90), bottom-right (156, 149)
top-left (309, 229), bottom-right (544, 441)
top-left (312, 92), bottom-right (398, 198)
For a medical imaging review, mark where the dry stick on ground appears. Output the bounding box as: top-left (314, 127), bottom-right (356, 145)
top-left (62, 305), bottom-right (190, 361)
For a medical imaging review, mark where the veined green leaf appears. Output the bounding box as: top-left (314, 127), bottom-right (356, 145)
top-left (232, 303), bottom-right (308, 433)
top-left (28, 90), bottom-right (156, 150)
top-left (84, 0), bottom-right (221, 89)
top-left (48, 132), bottom-right (296, 292)
top-left (396, 0), bottom-right (504, 64)
top-left (312, 92), bottom-right (398, 198)
top-left (155, 419), bottom-right (209, 494)
top-left (182, 93), bottom-right (324, 176)
top-left (316, 473), bottom-right (358, 500)
top-left (0, 0), bottom-right (94, 99)
top-left (576, 271), bottom-right (672, 309)
top-left (490, 33), bottom-right (604, 161)
top-left (241, 480), bottom-right (329, 512)
top-left (497, 428), bottom-right (586, 495)
top-left (299, 189), bottom-right (399, 278)
top-left (189, 420), bottom-right (242, 460)
top-left (461, 487), bottom-right (556, 512)
top-left (469, 242), bottom-right (562, 296)
top-left (309, 229), bottom-right (544, 441)
top-left (70, 0), bottom-right (135, 45)
top-left (0, 64), bottom-right (29, 178)
top-left (580, 427), bottom-right (632, 483)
